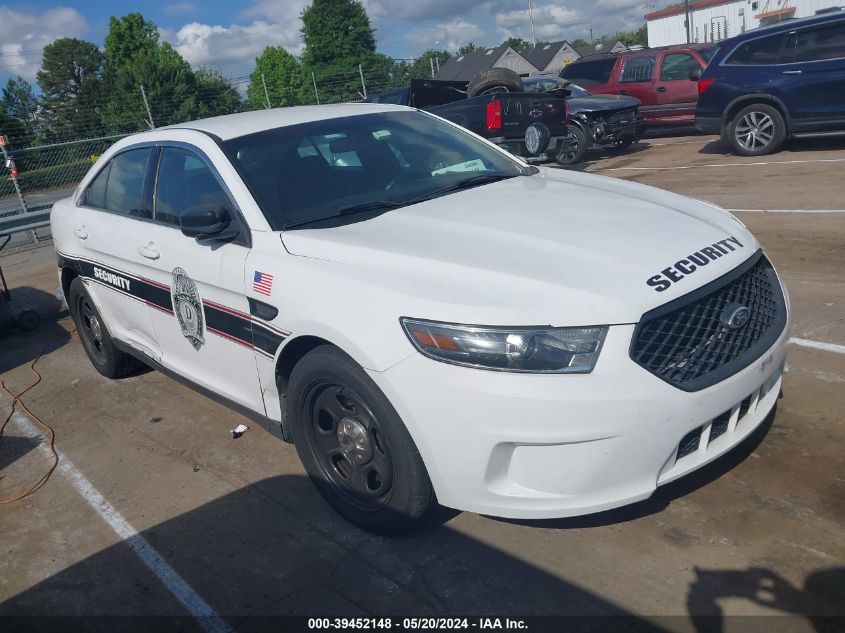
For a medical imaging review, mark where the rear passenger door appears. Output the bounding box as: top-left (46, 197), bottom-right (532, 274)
top-left (655, 52), bottom-right (703, 124)
top-left (72, 147), bottom-right (161, 359)
top-left (618, 54), bottom-right (659, 121)
top-left (133, 145), bottom-right (265, 412)
top-left (774, 21), bottom-right (845, 131)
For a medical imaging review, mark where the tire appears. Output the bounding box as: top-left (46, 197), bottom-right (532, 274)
top-left (287, 345), bottom-right (434, 535)
top-left (467, 68), bottom-right (523, 98)
top-left (555, 125), bottom-right (589, 165)
top-left (729, 103), bottom-right (786, 156)
top-left (68, 278), bottom-right (138, 379)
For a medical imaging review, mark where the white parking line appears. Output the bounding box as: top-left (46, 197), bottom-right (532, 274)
top-left (729, 209), bottom-right (845, 214)
top-left (790, 338), bottom-right (845, 355)
top-left (10, 411), bottom-right (232, 633)
top-left (647, 139), bottom-right (710, 147)
top-left (600, 158), bottom-right (845, 172)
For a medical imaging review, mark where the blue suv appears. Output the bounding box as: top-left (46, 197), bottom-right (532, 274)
top-left (696, 9), bottom-right (845, 156)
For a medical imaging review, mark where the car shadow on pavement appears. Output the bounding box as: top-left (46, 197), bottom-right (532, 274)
top-left (495, 406), bottom-right (777, 531)
top-left (0, 286), bottom-right (70, 376)
top-left (1, 474), bottom-right (672, 632)
top-left (686, 565), bottom-right (845, 633)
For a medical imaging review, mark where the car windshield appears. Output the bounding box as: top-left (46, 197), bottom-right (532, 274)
top-left (221, 110), bottom-right (527, 230)
top-left (566, 83), bottom-right (591, 98)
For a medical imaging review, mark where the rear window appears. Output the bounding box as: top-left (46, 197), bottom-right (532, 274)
top-left (726, 33), bottom-right (785, 65)
top-left (560, 58), bottom-right (616, 85)
top-left (782, 23), bottom-right (845, 63)
top-left (621, 55), bottom-right (657, 83)
top-left (699, 46), bottom-right (718, 63)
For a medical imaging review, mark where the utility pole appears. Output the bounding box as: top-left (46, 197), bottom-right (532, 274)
top-left (261, 74), bottom-right (271, 109)
top-left (684, 0), bottom-right (692, 43)
top-left (430, 57), bottom-right (435, 78)
top-left (311, 71), bottom-right (320, 105)
top-left (435, 56), bottom-right (440, 74)
top-left (528, 0), bottom-right (537, 47)
top-left (139, 85), bottom-right (155, 129)
top-left (358, 64), bottom-right (367, 99)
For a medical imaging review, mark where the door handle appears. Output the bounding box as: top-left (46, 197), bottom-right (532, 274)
top-left (782, 70), bottom-right (803, 75)
top-left (138, 242), bottom-right (160, 260)
top-left (656, 86), bottom-right (668, 93)
top-left (74, 227), bottom-right (88, 240)
top-left (619, 90), bottom-right (629, 95)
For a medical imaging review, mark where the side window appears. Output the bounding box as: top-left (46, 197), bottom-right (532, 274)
top-left (82, 162), bottom-right (110, 209)
top-left (783, 24), bottom-right (845, 63)
top-left (726, 34), bottom-right (784, 65)
top-left (104, 148), bottom-right (153, 218)
top-left (155, 147), bottom-right (231, 227)
top-left (560, 59), bottom-right (616, 85)
top-left (660, 53), bottom-right (701, 80)
top-left (621, 56), bottom-right (657, 83)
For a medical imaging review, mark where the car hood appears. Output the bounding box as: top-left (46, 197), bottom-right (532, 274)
top-left (281, 168), bottom-right (757, 326)
top-left (568, 94), bottom-right (641, 112)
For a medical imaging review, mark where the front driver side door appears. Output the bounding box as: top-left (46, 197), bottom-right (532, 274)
top-left (133, 145), bottom-right (265, 413)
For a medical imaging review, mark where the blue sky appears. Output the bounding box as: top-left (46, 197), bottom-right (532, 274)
top-left (1, 1), bottom-right (656, 86)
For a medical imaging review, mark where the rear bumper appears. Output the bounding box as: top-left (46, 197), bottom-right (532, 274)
top-left (696, 115), bottom-right (722, 135)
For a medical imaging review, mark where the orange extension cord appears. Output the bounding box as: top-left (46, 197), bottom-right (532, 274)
top-left (0, 330), bottom-right (73, 504)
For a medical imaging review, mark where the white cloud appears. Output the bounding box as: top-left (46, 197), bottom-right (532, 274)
top-left (0, 7), bottom-right (88, 83)
top-left (405, 18), bottom-right (486, 53)
top-left (163, 20), bottom-right (304, 78)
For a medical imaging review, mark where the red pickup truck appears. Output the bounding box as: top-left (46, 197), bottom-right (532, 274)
top-left (560, 45), bottom-right (717, 127)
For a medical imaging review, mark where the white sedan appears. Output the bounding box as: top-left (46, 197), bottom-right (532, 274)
top-left (51, 104), bottom-right (790, 534)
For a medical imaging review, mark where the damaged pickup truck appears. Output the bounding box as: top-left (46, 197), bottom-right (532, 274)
top-left (522, 76), bottom-right (646, 165)
top-left (365, 70), bottom-right (645, 166)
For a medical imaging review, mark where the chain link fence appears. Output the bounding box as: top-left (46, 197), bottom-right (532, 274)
top-left (0, 60), bottom-right (434, 250)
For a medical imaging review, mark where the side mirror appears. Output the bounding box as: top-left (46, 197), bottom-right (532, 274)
top-left (180, 204), bottom-right (233, 240)
top-left (689, 68), bottom-right (702, 81)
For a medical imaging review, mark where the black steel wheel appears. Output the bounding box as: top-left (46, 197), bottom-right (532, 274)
top-left (556, 125), bottom-right (589, 165)
top-left (15, 309), bottom-right (40, 332)
top-left (288, 345), bottom-right (434, 534)
top-left (68, 278), bottom-right (137, 378)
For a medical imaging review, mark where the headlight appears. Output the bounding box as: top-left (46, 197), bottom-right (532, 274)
top-left (400, 318), bottom-right (607, 374)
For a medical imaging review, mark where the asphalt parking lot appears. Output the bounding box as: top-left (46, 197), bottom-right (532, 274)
top-left (1, 133), bottom-right (843, 632)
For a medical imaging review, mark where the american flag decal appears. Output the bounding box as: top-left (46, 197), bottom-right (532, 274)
top-left (252, 271), bottom-right (273, 296)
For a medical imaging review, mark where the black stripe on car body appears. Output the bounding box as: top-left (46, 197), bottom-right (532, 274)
top-left (58, 251), bottom-right (288, 359)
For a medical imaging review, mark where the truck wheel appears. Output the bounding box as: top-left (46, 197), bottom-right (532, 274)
top-left (467, 68), bottom-right (523, 98)
top-left (556, 125), bottom-right (589, 165)
top-left (287, 345), bottom-right (434, 535)
top-left (68, 278), bottom-right (138, 379)
top-left (729, 104), bottom-right (786, 156)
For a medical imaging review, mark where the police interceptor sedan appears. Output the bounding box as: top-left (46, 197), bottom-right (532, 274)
top-left (52, 105), bottom-right (790, 534)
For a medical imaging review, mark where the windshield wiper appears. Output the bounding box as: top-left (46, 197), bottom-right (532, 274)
top-left (282, 172), bottom-right (521, 230)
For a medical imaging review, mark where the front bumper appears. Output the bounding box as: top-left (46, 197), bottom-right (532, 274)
top-left (368, 321), bottom-right (789, 519)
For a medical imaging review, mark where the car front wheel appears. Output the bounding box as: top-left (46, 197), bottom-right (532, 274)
top-left (729, 104), bottom-right (786, 156)
top-left (556, 125), bottom-right (589, 165)
top-left (287, 345), bottom-right (434, 535)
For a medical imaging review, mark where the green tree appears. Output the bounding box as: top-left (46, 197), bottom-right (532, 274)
top-left (457, 43), bottom-right (481, 56)
top-left (570, 38), bottom-right (589, 49)
top-left (2, 77), bottom-right (41, 141)
top-left (301, 0), bottom-right (395, 101)
top-left (503, 36), bottom-right (530, 52)
top-left (612, 25), bottom-right (648, 48)
top-left (104, 13), bottom-right (159, 69)
top-left (407, 49), bottom-right (451, 79)
top-left (247, 46), bottom-right (305, 109)
top-left (36, 38), bottom-right (104, 139)
top-left (195, 68), bottom-right (242, 117)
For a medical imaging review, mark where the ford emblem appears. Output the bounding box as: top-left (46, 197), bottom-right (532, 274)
top-left (721, 304), bottom-right (751, 330)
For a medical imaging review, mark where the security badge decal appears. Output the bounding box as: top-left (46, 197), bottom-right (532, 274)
top-left (171, 267), bottom-right (205, 351)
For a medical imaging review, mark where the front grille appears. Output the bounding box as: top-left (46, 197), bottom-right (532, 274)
top-left (738, 393), bottom-right (754, 419)
top-left (677, 427), bottom-right (703, 459)
top-left (631, 252), bottom-right (786, 391)
top-left (606, 107), bottom-right (638, 124)
top-left (709, 410), bottom-right (731, 441)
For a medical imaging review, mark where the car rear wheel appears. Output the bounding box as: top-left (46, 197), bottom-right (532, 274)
top-left (68, 278), bottom-right (138, 379)
top-left (729, 104), bottom-right (786, 156)
top-left (287, 345), bottom-right (434, 535)
top-left (555, 125), bottom-right (589, 165)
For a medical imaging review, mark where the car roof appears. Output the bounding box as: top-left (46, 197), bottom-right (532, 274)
top-left (159, 103), bottom-right (408, 141)
top-left (734, 7), bottom-right (844, 38)
top-left (570, 42), bottom-right (717, 63)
